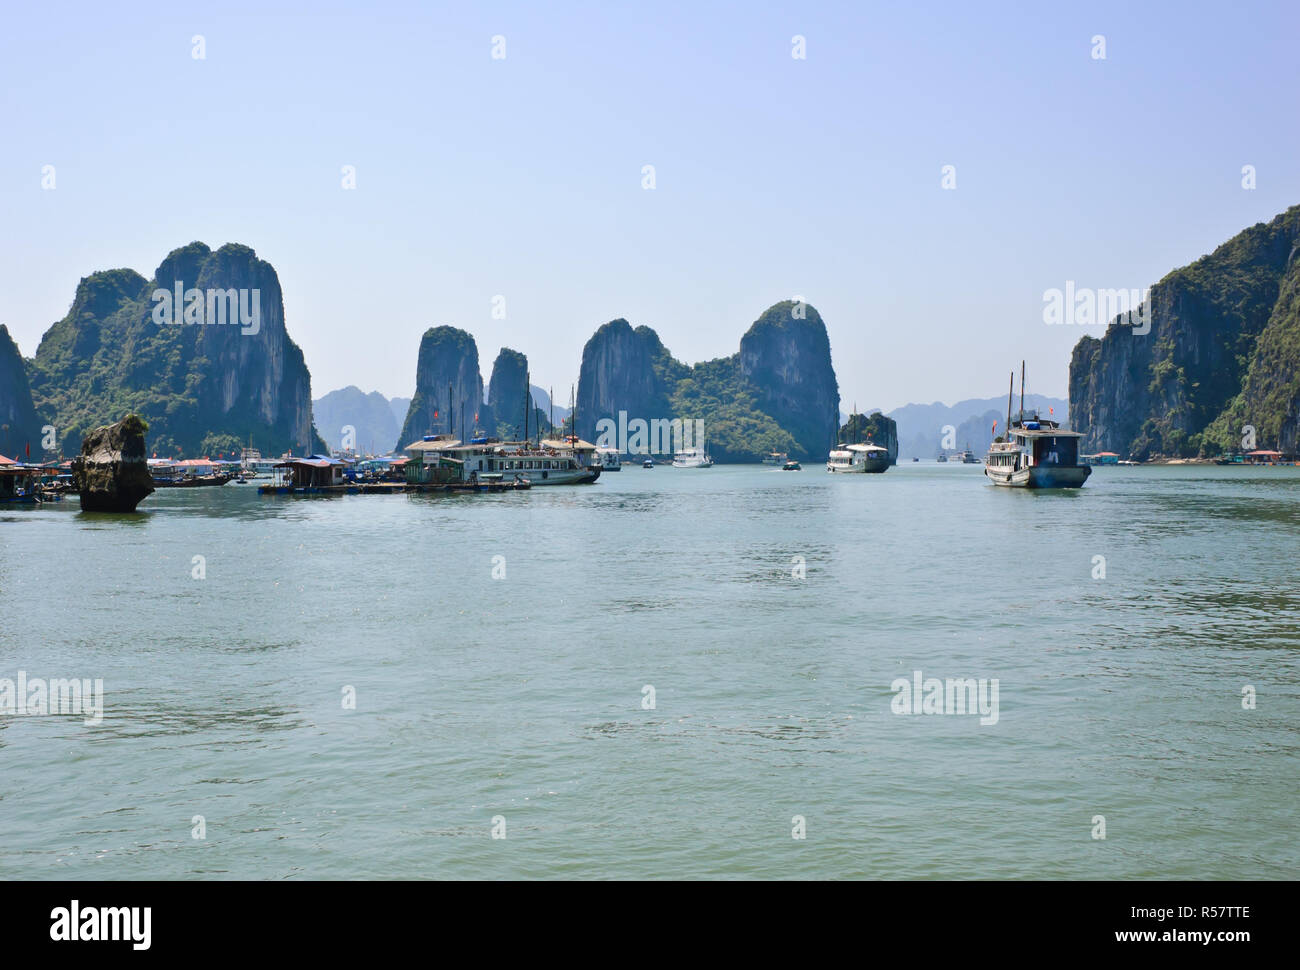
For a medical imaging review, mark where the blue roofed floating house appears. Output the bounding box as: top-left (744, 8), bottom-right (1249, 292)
top-left (273, 455), bottom-right (347, 489)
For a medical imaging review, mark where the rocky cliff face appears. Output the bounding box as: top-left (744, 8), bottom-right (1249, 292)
top-left (738, 302), bottom-right (841, 458)
top-left (1070, 206), bottom-right (1300, 458)
top-left (486, 348), bottom-right (549, 440)
top-left (0, 324), bottom-right (42, 459)
top-left (396, 327), bottom-right (486, 449)
top-left (27, 242), bottom-right (324, 457)
top-left (575, 320), bottom-right (685, 443)
top-left (1222, 242), bottom-right (1300, 453)
top-left (575, 304), bottom-right (840, 461)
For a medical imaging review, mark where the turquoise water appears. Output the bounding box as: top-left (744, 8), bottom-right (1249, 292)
top-left (1, 463), bottom-right (1297, 879)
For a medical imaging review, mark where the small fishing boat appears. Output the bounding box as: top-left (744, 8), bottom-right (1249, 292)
top-left (642, 458), bottom-right (654, 468)
top-left (936, 453), bottom-right (948, 463)
top-left (782, 460), bottom-right (801, 470)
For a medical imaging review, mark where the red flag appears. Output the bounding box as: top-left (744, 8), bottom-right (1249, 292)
top-left (1049, 407), bottom-right (1054, 415)
top-left (25, 442), bottom-right (30, 457)
top-left (434, 410), bottom-right (439, 418)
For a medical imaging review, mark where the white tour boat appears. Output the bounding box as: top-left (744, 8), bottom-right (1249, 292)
top-left (826, 443), bottom-right (891, 474)
top-left (672, 447), bottom-right (714, 468)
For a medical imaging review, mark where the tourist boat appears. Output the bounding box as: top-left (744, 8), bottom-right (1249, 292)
top-left (782, 460), bottom-right (801, 470)
top-left (827, 443), bottom-right (890, 473)
top-left (672, 447), bottom-right (713, 468)
top-left (985, 364), bottom-right (1091, 488)
top-left (596, 448), bottom-right (621, 471)
top-left (485, 445), bottom-right (600, 484)
top-left (642, 458), bottom-right (654, 468)
top-left (430, 437), bottom-right (601, 485)
top-left (761, 452), bottom-right (788, 465)
top-left (955, 447), bottom-right (979, 464)
top-left (240, 445), bottom-right (278, 479)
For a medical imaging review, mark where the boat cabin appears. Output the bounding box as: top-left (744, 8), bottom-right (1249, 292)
top-left (987, 412), bottom-right (1083, 471)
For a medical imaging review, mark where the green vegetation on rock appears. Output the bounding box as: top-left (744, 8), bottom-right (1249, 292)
top-left (1070, 205), bottom-right (1300, 458)
top-left (27, 243), bottom-right (326, 458)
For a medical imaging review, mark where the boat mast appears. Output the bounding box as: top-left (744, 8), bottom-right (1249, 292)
top-left (523, 369), bottom-right (529, 444)
top-left (1020, 360), bottom-right (1025, 421)
top-left (1006, 370), bottom-right (1013, 435)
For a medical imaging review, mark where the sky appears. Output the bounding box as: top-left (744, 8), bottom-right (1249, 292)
top-left (2, 0), bottom-right (1298, 412)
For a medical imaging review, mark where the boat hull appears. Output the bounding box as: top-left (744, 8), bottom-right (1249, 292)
top-left (985, 465), bottom-right (1091, 488)
top-left (827, 459), bottom-right (890, 474)
top-left (506, 466), bottom-right (599, 484)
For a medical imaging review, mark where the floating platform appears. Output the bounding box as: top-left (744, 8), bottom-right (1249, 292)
top-left (257, 480), bottom-right (532, 496)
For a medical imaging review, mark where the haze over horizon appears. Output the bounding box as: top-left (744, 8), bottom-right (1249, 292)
top-left (2, 0), bottom-right (1297, 414)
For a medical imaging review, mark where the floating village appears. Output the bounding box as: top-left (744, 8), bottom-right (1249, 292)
top-left (2, 365), bottom-right (1296, 510)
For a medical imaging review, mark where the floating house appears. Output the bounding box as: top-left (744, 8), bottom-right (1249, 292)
top-left (0, 455), bottom-right (44, 503)
top-left (273, 455), bottom-right (347, 488)
top-left (1245, 450), bottom-right (1286, 465)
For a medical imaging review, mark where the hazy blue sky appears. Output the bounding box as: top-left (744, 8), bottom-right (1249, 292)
top-left (2, 0), bottom-right (1297, 412)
